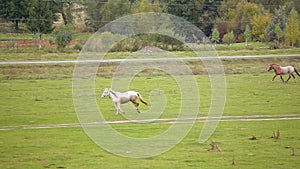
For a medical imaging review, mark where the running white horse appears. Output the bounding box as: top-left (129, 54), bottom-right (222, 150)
top-left (267, 64), bottom-right (300, 83)
top-left (101, 88), bottom-right (148, 115)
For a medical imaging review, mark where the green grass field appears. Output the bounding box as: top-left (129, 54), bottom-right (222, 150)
top-left (0, 55), bottom-right (300, 168)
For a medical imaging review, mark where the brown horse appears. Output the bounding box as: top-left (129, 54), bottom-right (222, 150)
top-left (267, 64), bottom-right (300, 83)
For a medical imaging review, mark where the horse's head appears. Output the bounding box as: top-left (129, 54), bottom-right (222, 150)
top-left (267, 64), bottom-right (274, 71)
top-left (101, 88), bottom-right (110, 98)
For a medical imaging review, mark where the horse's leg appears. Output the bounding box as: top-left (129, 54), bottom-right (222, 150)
top-left (136, 102), bottom-right (140, 113)
top-left (114, 102), bottom-right (119, 115)
top-left (135, 102), bottom-right (141, 113)
top-left (117, 102), bottom-right (125, 114)
top-left (131, 100), bottom-right (140, 113)
top-left (272, 75), bottom-right (277, 81)
top-left (285, 74), bottom-right (291, 83)
top-left (291, 73), bottom-right (295, 79)
top-left (280, 75), bottom-right (285, 83)
top-left (291, 73), bottom-right (296, 82)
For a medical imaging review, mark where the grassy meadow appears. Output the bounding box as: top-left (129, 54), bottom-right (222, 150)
top-left (0, 52), bottom-right (300, 168)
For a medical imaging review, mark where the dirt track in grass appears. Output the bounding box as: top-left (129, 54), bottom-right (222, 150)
top-left (0, 54), bottom-right (299, 65)
top-left (1, 114), bottom-right (299, 131)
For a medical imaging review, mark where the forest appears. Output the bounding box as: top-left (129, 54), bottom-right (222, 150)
top-left (1, 0), bottom-right (300, 48)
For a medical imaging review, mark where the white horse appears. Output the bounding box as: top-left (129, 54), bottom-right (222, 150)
top-left (101, 88), bottom-right (148, 115)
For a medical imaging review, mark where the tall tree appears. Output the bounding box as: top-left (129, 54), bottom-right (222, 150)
top-left (27, 0), bottom-right (55, 48)
top-left (132, 0), bottom-right (163, 13)
top-left (275, 23), bottom-right (284, 44)
top-left (166, 0), bottom-right (203, 25)
top-left (285, 8), bottom-right (300, 47)
top-left (199, 0), bottom-right (222, 36)
top-left (0, 0), bottom-right (31, 30)
top-left (98, 0), bottom-right (132, 34)
top-left (100, 0), bottom-right (131, 24)
top-left (224, 0), bottom-right (262, 41)
top-left (218, 0), bottom-right (240, 20)
top-left (272, 1), bottom-right (294, 30)
top-left (216, 0), bottom-right (239, 38)
top-left (244, 24), bottom-right (251, 46)
top-left (0, 0), bottom-right (10, 22)
top-left (166, 0), bottom-right (220, 36)
top-left (295, 0), bottom-right (300, 14)
top-left (251, 13), bottom-right (272, 41)
top-left (249, 0), bottom-right (290, 13)
top-left (52, 0), bottom-right (76, 25)
top-left (165, 0), bottom-right (204, 41)
top-left (84, 0), bottom-right (107, 31)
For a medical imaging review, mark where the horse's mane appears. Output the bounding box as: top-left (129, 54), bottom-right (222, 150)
top-left (108, 89), bottom-right (118, 98)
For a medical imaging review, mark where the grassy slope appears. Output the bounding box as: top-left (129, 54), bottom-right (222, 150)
top-left (0, 48), bottom-right (300, 168)
top-left (0, 73), bottom-right (299, 168)
top-left (0, 118), bottom-right (299, 168)
top-left (1, 73), bottom-right (299, 126)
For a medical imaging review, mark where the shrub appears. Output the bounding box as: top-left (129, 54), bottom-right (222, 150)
top-left (222, 31), bottom-right (235, 45)
top-left (55, 25), bottom-right (73, 50)
top-left (73, 44), bottom-right (82, 51)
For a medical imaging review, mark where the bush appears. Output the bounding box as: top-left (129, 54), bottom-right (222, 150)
top-left (73, 44), bottom-right (82, 51)
top-left (222, 31), bottom-right (235, 45)
top-left (55, 25), bottom-right (73, 50)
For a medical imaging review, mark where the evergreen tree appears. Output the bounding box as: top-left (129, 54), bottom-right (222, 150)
top-left (0, 0), bottom-right (31, 30)
top-left (199, 0), bottom-right (222, 36)
top-left (165, 0), bottom-right (204, 42)
top-left (0, 0), bottom-right (10, 21)
top-left (211, 28), bottom-right (220, 45)
top-left (27, 0), bottom-right (54, 48)
top-left (166, 0), bottom-right (221, 37)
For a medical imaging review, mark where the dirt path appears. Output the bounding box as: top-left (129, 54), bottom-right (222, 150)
top-left (1, 114), bottom-right (300, 131)
top-left (0, 54), bottom-right (299, 65)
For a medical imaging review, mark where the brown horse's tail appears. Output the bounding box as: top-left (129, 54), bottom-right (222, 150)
top-left (137, 93), bottom-right (148, 105)
top-left (295, 68), bottom-right (300, 77)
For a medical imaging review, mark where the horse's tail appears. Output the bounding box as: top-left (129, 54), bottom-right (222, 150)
top-left (295, 68), bottom-right (300, 77)
top-left (137, 93), bottom-right (148, 105)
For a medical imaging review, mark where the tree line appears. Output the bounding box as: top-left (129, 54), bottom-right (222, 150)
top-left (1, 0), bottom-right (300, 48)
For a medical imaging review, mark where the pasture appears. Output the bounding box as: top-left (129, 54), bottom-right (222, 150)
top-left (0, 56), bottom-right (300, 168)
